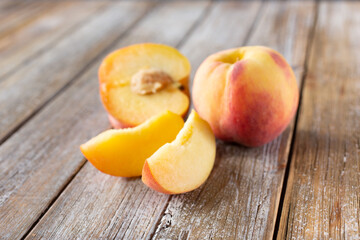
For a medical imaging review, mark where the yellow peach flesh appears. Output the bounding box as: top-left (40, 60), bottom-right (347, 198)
top-left (80, 111), bottom-right (184, 177)
top-left (99, 43), bottom-right (191, 128)
top-left (107, 85), bottom-right (189, 127)
top-left (142, 110), bottom-right (216, 194)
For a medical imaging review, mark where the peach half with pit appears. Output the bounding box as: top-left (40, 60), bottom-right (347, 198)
top-left (99, 43), bottom-right (190, 128)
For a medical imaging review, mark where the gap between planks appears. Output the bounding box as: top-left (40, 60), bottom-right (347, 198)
top-left (21, 1), bottom-right (212, 239)
top-left (277, 2), bottom-right (360, 238)
top-left (0, 1), bottom-right (156, 239)
top-left (2, 0), bottom-right (316, 239)
top-left (26, 1), bottom-right (312, 238)
top-left (9, 0), bottom-right (210, 237)
top-left (151, 2), bottom-right (315, 239)
top-left (272, 1), bottom-right (320, 239)
top-left (145, 2), bottom-right (215, 239)
top-left (20, 2), bottom-right (160, 238)
top-left (20, 1), bottom-right (213, 238)
top-left (0, 1), bottom-right (155, 146)
top-left (0, 2), bottom-right (110, 145)
top-left (148, 2), bottom-right (265, 239)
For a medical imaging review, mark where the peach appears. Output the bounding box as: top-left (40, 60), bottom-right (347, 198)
top-left (99, 43), bottom-right (190, 128)
top-left (192, 46), bottom-right (299, 147)
top-left (80, 111), bottom-right (184, 177)
top-left (142, 110), bottom-right (216, 194)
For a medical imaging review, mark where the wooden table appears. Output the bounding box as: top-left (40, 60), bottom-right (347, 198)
top-left (0, 0), bottom-right (359, 239)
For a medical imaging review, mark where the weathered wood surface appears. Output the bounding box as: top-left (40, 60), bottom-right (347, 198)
top-left (153, 2), bottom-right (315, 239)
top-left (0, 1), bottom-right (210, 239)
top-left (1, 1), bottom-right (358, 239)
top-left (23, 2), bottom-right (210, 239)
top-left (0, 1), bottom-right (152, 144)
top-left (0, 1), bottom-right (106, 79)
top-left (278, 2), bottom-right (360, 239)
top-left (0, 1), bottom-right (26, 16)
top-left (0, 2), bottom-right (154, 239)
top-left (0, 2), bottom-right (53, 38)
top-left (26, 1), bottom-right (314, 239)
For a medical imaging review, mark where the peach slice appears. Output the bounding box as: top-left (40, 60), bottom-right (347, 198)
top-left (80, 111), bottom-right (184, 177)
top-left (99, 43), bottom-right (190, 128)
top-left (142, 110), bottom-right (216, 194)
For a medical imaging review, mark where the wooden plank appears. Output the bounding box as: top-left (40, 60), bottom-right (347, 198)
top-left (0, 2), bottom-right (55, 38)
top-left (0, 1), bottom-right (25, 15)
top-left (0, 1), bottom-right (106, 79)
top-left (0, 2), bottom-right (154, 239)
top-left (22, 2), bottom-right (259, 239)
top-left (0, 2), bottom-right (210, 239)
top-left (23, 2), bottom-right (210, 239)
top-left (0, 1), bottom-right (153, 144)
top-left (181, 1), bottom-right (262, 80)
top-left (278, 2), bottom-right (360, 239)
top-left (0, 1), bottom-right (31, 19)
top-left (152, 2), bottom-right (316, 239)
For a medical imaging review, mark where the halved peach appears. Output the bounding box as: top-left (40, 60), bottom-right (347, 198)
top-left (99, 43), bottom-right (190, 128)
top-left (80, 111), bottom-right (184, 177)
top-left (142, 110), bottom-right (216, 194)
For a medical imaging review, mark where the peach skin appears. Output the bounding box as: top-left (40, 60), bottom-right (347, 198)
top-left (192, 46), bottom-right (299, 147)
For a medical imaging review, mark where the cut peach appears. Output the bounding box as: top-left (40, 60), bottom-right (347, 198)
top-left (142, 110), bottom-right (216, 194)
top-left (80, 111), bottom-right (184, 177)
top-left (99, 43), bottom-right (190, 128)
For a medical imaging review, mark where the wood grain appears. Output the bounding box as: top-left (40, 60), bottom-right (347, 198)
top-left (25, 1), bottom-right (259, 239)
top-left (0, 1), bottom-right (106, 79)
top-left (0, 1), bottom-right (26, 16)
top-left (152, 2), bottom-right (316, 239)
top-left (0, 1), bottom-right (152, 144)
top-left (0, 2), bottom-right (154, 239)
top-left (278, 2), bottom-right (360, 239)
top-left (0, 1), bottom-right (210, 239)
top-left (181, 1), bottom-right (261, 83)
top-left (0, 2), bottom-right (54, 39)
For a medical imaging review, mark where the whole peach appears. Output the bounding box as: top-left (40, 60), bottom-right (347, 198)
top-left (192, 46), bottom-right (299, 147)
